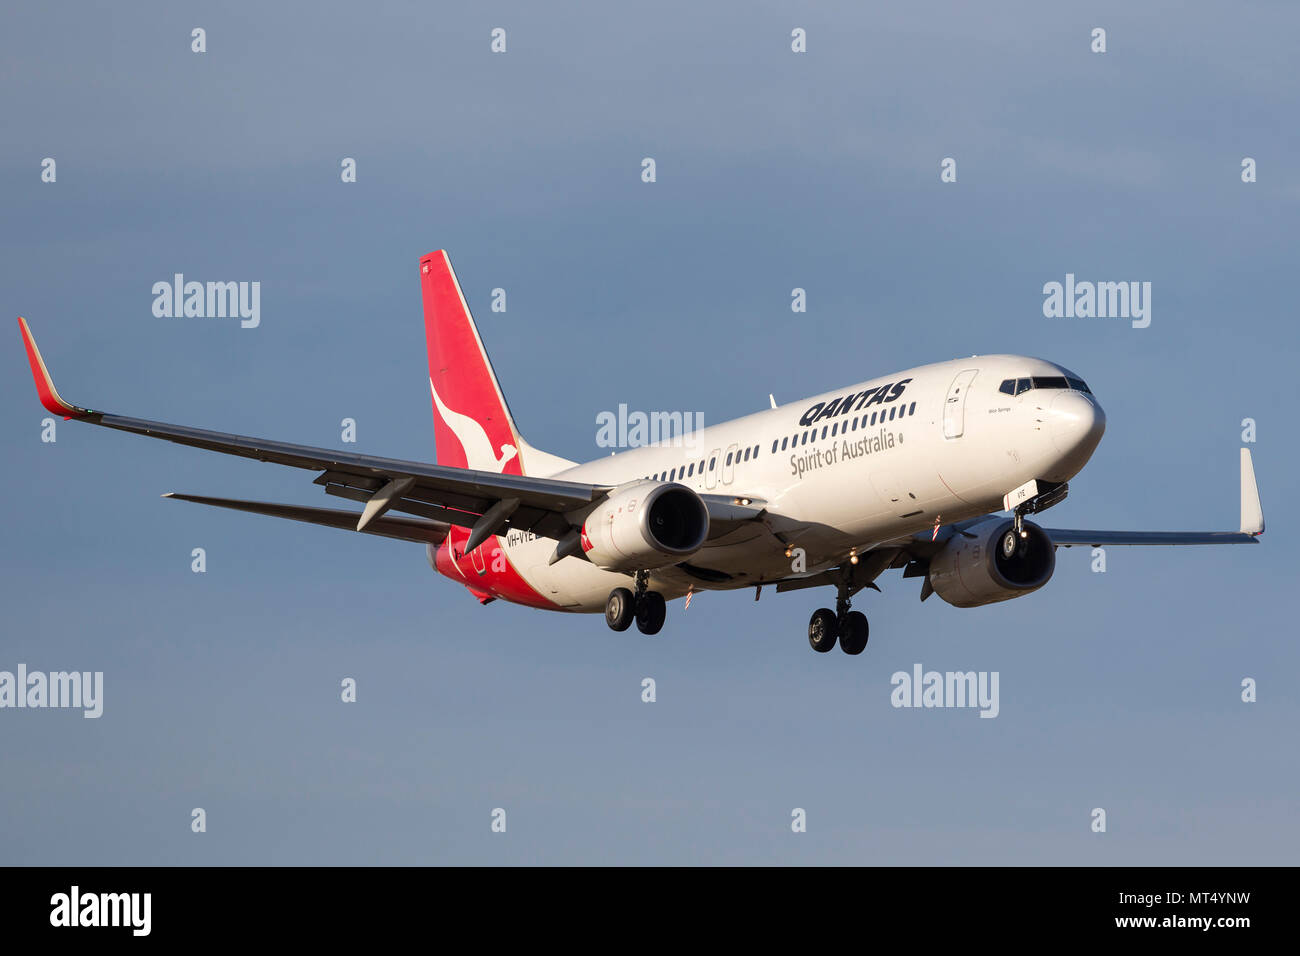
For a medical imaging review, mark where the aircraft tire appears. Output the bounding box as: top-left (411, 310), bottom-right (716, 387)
top-left (635, 591), bottom-right (666, 635)
top-left (606, 588), bottom-right (635, 631)
top-left (808, 608), bottom-right (839, 653)
top-left (839, 611), bottom-right (869, 655)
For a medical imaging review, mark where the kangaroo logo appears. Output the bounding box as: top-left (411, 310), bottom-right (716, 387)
top-left (430, 379), bottom-right (518, 473)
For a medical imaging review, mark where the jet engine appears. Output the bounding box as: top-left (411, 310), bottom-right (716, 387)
top-left (580, 480), bottom-right (710, 572)
top-left (927, 517), bottom-right (1056, 608)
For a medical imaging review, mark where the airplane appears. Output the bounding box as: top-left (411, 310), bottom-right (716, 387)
top-left (17, 250), bottom-right (1264, 656)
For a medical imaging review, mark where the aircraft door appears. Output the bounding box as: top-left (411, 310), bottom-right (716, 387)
top-left (943, 369), bottom-right (979, 439)
top-left (721, 443), bottom-right (738, 485)
top-left (704, 448), bottom-right (721, 489)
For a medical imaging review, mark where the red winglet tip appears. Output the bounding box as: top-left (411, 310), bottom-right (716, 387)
top-left (17, 317), bottom-right (87, 419)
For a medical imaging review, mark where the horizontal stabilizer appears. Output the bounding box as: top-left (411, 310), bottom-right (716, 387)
top-left (163, 494), bottom-right (450, 545)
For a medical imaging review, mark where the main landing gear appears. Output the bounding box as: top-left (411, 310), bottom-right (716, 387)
top-left (605, 571), bottom-right (666, 635)
top-left (808, 585), bottom-right (869, 656)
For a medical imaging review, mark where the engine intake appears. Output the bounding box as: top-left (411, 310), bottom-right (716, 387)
top-left (581, 481), bottom-right (710, 572)
top-left (927, 517), bottom-right (1055, 608)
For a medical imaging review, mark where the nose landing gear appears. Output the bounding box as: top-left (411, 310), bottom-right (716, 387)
top-left (1002, 479), bottom-right (1069, 558)
top-left (1001, 523), bottom-right (1025, 560)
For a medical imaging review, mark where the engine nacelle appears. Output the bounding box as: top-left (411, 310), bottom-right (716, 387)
top-left (927, 517), bottom-right (1055, 608)
top-left (581, 480), bottom-right (710, 572)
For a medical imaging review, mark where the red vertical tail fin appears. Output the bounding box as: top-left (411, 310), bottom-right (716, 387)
top-left (419, 251), bottom-right (575, 477)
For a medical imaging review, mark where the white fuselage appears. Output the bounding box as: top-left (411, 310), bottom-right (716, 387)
top-left (453, 354), bottom-right (1106, 611)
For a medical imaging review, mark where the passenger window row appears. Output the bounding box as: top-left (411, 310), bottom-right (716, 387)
top-left (643, 448), bottom-right (733, 484)
top-left (772, 401), bottom-right (917, 454)
top-left (642, 401), bottom-right (920, 483)
top-left (725, 444), bottom-right (761, 468)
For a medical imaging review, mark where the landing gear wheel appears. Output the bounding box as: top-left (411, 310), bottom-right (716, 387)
top-left (635, 591), bottom-right (666, 635)
top-left (605, 587), bottom-right (635, 632)
top-left (808, 608), bottom-right (839, 653)
top-left (1000, 529), bottom-right (1020, 560)
top-left (839, 610), bottom-right (869, 655)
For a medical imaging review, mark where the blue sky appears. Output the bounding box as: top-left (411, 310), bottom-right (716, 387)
top-left (2, 1), bottom-right (1296, 864)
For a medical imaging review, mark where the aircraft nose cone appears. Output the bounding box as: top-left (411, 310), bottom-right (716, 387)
top-left (1049, 390), bottom-right (1106, 459)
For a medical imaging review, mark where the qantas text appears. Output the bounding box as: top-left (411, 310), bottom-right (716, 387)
top-left (798, 379), bottom-right (912, 427)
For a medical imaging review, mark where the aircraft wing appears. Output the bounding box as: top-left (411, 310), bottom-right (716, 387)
top-left (772, 448), bottom-right (1262, 601)
top-left (1042, 448), bottom-right (1263, 547)
top-left (1043, 529), bottom-right (1258, 546)
top-left (18, 317), bottom-right (773, 553)
top-left (18, 317), bottom-right (608, 544)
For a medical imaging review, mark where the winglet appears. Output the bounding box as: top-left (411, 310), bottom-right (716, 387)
top-left (16, 317), bottom-right (92, 420)
top-left (1240, 447), bottom-right (1263, 535)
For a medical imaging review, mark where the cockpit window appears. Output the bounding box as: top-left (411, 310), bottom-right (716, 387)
top-left (999, 376), bottom-right (1091, 396)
